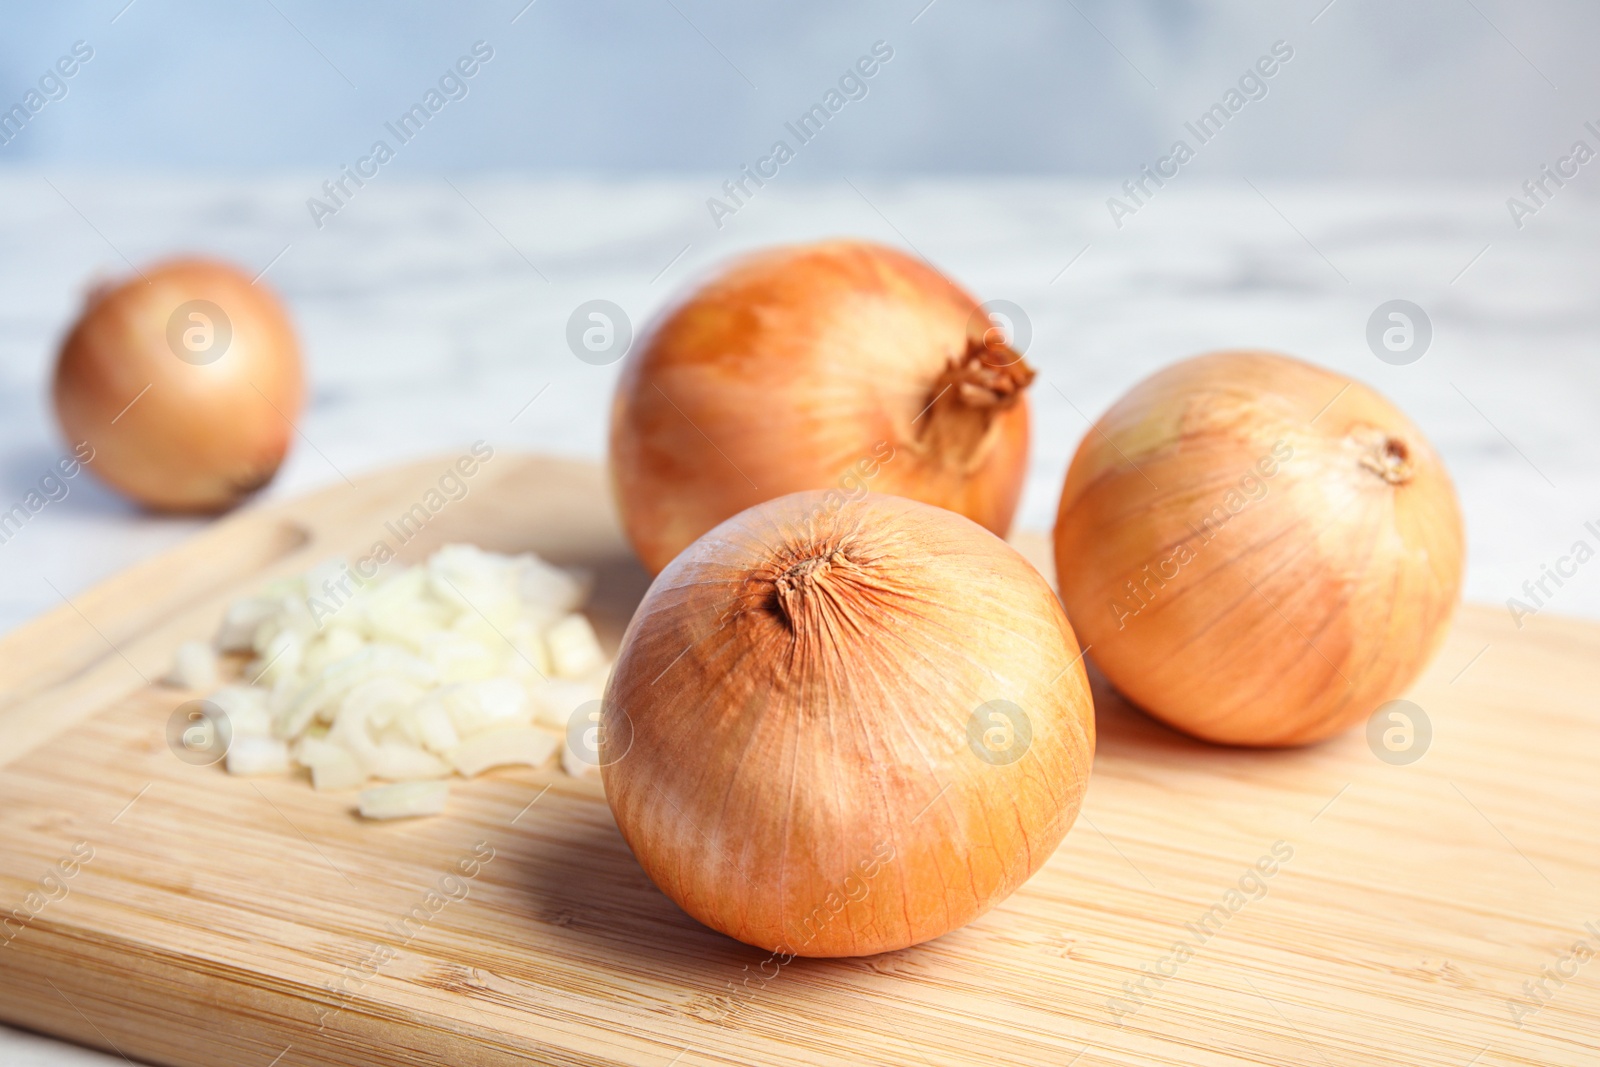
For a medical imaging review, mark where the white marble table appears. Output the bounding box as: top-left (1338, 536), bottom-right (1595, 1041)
top-left (1, 175), bottom-right (1596, 1063)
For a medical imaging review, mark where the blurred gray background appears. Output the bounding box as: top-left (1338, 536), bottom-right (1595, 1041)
top-left (0, 0), bottom-right (1595, 177)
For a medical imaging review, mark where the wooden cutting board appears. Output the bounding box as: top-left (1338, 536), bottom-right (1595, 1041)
top-left (0, 454), bottom-right (1595, 1067)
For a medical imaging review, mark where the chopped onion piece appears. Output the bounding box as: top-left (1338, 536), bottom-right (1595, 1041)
top-left (423, 631), bottom-right (501, 682)
top-left (216, 597), bottom-right (273, 652)
top-left (342, 677), bottom-right (427, 723)
top-left (210, 685), bottom-right (272, 737)
top-left (297, 737), bottom-right (366, 792)
top-left (449, 727), bottom-right (560, 777)
top-left (409, 699), bottom-right (461, 754)
top-left (531, 675), bottom-right (607, 730)
top-left (252, 629), bottom-right (303, 688)
top-left (518, 557), bottom-right (590, 617)
top-left (545, 614), bottom-right (605, 678)
top-left (438, 678), bottom-right (530, 736)
top-left (302, 626), bottom-right (365, 675)
top-left (167, 640), bottom-right (219, 691)
top-left (501, 618), bottom-right (552, 678)
top-left (365, 742), bottom-right (452, 782)
top-left (359, 781), bottom-right (449, 820)
top-left (226, 736), bottom-right (291, 777)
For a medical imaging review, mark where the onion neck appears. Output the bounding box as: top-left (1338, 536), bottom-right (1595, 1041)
top-left (914, 338), bottom-right (1035, 472)
top-left (1353, 427), bottom-right (1414, 485)
top-left (772, 549), bottom-right (878, 638)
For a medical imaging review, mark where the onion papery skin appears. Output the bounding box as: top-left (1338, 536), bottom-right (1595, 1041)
top-left (1053, 350), bottom-right (1464, 747)
top-left (609, 240), bottom-right (1035, 575)
top-left (53, 258), bottom-right (304, 513)
top-left (602, 492), bottom-right (1094, 957)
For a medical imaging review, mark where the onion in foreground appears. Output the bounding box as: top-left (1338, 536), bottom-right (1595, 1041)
top-left (609, 240), bottom-right (1036, 574)
top-left (53, 257), bottom-right (303, 512)
top-left (602, 491), bottom-right (1094, 957)
top-left (1053, 350), bottom-right (1464, 747)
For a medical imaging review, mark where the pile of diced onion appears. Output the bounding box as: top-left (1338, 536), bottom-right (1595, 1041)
top-left (166, 544), bottom-right (611, 819)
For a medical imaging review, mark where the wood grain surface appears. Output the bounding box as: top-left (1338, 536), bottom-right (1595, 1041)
top-left (0, 454), bottom-right (1594, 1067)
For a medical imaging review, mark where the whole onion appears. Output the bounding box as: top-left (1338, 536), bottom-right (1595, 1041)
top-left (54, 257), bottom-right (303, 512)
top-left (1053, 350), bottom-right (1464, 747)
top-left (602, 491), bottom-right (1094, 957)
top-left (609, 240), bottom-right (1035, 574)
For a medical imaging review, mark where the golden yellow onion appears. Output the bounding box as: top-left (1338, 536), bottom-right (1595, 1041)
top-left (609, 240), bottom-right (1035, 574)
top-left (602, 491), bottom-right (1094, 956)
top-left (1053, 350), bottom-right (1464, 746)
top-left (53, 257), bottom-right (303, 512)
